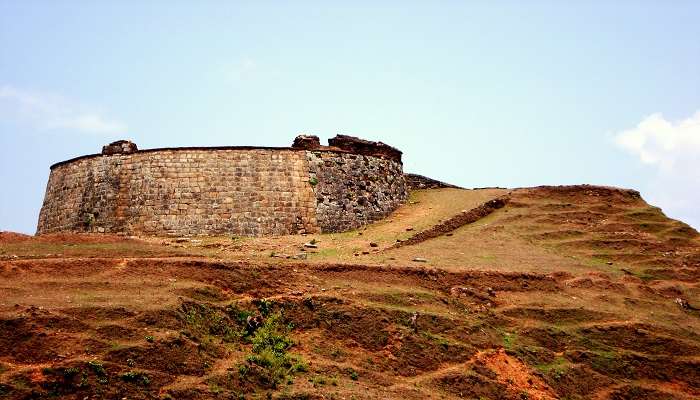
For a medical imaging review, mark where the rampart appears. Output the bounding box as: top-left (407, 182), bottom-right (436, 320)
top-left (36, 135), bottom-right (408, 236)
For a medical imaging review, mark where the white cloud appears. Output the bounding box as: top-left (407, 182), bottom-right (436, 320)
top-left (614, 110), bottom-right (700, 228)
top-left (0, 85), bottom-right (127, 135)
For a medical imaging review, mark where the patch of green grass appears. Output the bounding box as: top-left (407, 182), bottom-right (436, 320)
top-left (11, 375), bottom-right (30, 390)
top-left (109, 342), bottom-right (127, 351)
top-left (502, 331), bottom-right (518, 350)
top-left (209, 382), bottom-right (224, 394)
top-left (309, 375), bottom-right (326, 387)
top-left (588, 350), bottom-right (636, 378)
top-left (330, 347), bottom-right (345, 359)
top-left (535, 356), bottom-right (569, 380)
top-left (628, 269), bottom-right (657, 282)
top-left (75, 292), bottom-right (106, 303)
top-left (180, 302), bottom-right (242, 342)
top-left (584, 256), bottom-right (611, 267)
top-left (186, 286), bottom-right (227, 302)
top-left (420, 331), bottom-right (452, 350)
top-left (311, 247), bottom-right (340, 258)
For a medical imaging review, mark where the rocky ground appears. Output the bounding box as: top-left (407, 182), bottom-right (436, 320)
top-left (0, 185), bottom-right (698, 399)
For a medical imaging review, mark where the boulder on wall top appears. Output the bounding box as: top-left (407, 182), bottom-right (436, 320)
top-left (291, 135), bottom-right (321, 150)
top-left (328, 134), bottom-right (403, 162)
top-left (102, 140), bottom-right (138, 155)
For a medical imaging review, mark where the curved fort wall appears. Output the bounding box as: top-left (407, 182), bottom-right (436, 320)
top-left (36, 135), bottom-right (408, 236)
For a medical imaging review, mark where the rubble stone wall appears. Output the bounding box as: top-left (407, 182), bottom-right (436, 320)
top-left (308, 151), bottom-right (407, 232)
top-left (37, 141), bottom-right (408, 236)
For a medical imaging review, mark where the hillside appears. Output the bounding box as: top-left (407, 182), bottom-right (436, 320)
top-left (1, 185), bottom-right (699, 400)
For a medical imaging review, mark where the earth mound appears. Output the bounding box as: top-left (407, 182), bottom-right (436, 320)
top-left (0, 184), bottom-right (698, 399)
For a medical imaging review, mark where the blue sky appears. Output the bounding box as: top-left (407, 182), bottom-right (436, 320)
top-left (1, 1), bottom-right (699, 234)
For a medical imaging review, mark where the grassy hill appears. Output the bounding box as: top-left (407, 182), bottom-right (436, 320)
top-left (1, 185), bottom-right (698, 399)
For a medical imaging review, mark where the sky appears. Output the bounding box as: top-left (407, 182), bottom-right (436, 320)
top-left (1, 1), bottom-right (699, 234)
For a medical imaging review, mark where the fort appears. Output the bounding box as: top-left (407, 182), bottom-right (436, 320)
top-left (36, 135), bottom-right (409, 236)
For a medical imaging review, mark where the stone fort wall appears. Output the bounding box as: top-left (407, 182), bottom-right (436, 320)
top-left (36, 135), bottom-right (408, 236)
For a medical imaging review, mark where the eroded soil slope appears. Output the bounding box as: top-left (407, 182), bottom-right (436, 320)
top-left (0, 185), bottom-right (698, 400)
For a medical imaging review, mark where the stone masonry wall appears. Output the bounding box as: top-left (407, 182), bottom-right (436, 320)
top-left (37, 149), bottom-right (319, 236)
top-left (307, 151), bottom-right (407, 232)
top-left (37, 139), bottom-right (408, 236)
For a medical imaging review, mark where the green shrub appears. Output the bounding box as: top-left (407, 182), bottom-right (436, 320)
top-left (349, 369), bottom-right (359, 381)
top-left (120, 370), bottom-right (150, 386)
top-left (180, 302), bottom-right (241, 342)
top-left (251, 313), bottom-right (294, 355)
top-left (87, 361), bottom-right (106, 377)
top-left (253, 298), bottom-right (274, 318)
top-left (242, 312), bottom-right (306, 388)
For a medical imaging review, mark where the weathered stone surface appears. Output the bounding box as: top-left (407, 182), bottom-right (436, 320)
top-left (37, 136), bottom-right (408, 236)
top-left (328, 135), bottom-right (403, 162)
top-left (101, 140), bottom-right (138, 155)
top-left (307, 150), bottom-right (407, 233)
top-left (404, 173), bottom-right (461, 190)
top-left (292, 135), bottom-right (321, 150)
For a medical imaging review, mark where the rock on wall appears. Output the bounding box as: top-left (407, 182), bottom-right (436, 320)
top-left (307, 151), bottom-right (407, 232)
top-left (37, 149), bottom-right (319, 236)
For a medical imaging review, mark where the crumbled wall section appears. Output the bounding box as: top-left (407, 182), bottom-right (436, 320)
top-left (37, 135), bottom-right (409, 236)
top-left (404, 173), bottom-right (461, 190)
top-left (307, 151), bottom-right (408, 232)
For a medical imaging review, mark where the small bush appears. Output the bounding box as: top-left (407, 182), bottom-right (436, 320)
top-left (83, 213), bottom-right (95, 227)
top-left (349, 369), bottom-right (359, 381)
top-left (87, 361), bottom-right (106, 377)
top-left (120, 370), bottom-right (150, 386)
top-left (63, 367), bottom-right (80, 378)
top-left (253, 298), bottom-right (274, 318)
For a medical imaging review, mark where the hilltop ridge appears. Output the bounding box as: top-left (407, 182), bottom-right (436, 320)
top-left (0, 184), bottom-right (699, 399)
